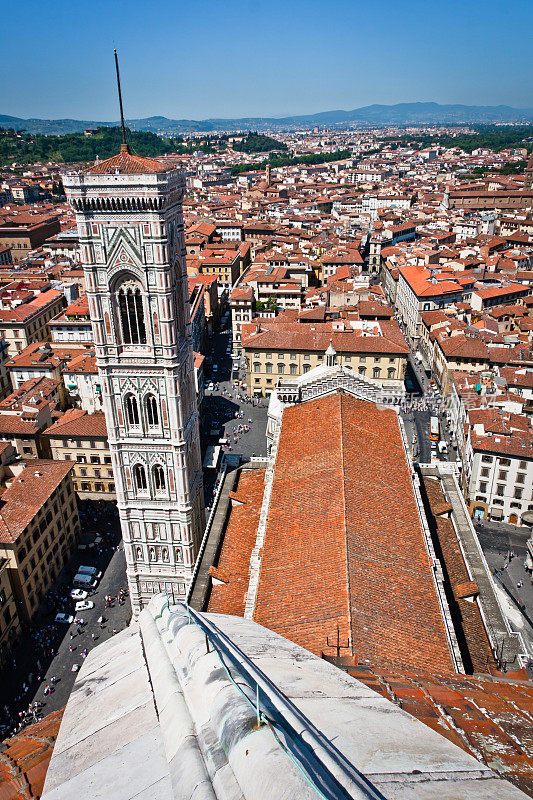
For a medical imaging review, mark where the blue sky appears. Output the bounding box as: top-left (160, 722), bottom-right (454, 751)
top-left (1, 0), bottom-right (532, 120)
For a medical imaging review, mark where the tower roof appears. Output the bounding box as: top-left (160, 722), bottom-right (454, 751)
top-left (83, 150), bottom-right (169, 176)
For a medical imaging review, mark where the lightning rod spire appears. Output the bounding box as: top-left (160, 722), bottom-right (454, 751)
top-left (114, 49), bottom-right (130, 153)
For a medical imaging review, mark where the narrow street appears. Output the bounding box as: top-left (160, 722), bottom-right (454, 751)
top-left (399, 353), bottom-right (457, 465)
top-left (0, 503), bottom-right (130, 736)
top-left (475, 520), bottom-right (533, 667)
top-left (201, 323), bottom-right (268, 508)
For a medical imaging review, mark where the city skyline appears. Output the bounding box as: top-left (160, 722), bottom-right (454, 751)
top-left (1, 0), bottom-right (533, 793)
top-left (1, 0), bottom-right (532, 120)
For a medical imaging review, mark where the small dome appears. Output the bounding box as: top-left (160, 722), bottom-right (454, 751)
top-left (325, 342), bottom-right (336, 356)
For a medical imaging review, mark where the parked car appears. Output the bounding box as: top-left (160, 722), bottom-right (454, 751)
top-left (55, 613), bottom-right (74, 624)
top-left (75, 600), bottom-right (95, 612)
top-left (70, 589), bottom-right (89, 601)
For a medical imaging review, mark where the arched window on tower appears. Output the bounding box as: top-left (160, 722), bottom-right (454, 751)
top-left (117, 281), bottom-right (146, 345)
top-left (124, 394), bottom-right (140, 427)
top-left (133, 463), bottom-right (147, 492)
top-left (145, 394), bottom-right (159, 427)
top-left (152, 464), bottom-right (166, 493)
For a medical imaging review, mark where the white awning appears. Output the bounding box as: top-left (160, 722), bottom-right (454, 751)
top-left (490, 507), bottom-right (503, 520)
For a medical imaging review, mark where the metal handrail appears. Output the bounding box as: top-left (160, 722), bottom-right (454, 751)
top-left (169, 601), bottom-right (386, 800)
top-left (186, 464), bottom-right (228, 604)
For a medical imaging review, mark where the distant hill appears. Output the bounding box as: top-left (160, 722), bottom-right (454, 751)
top-left (2, 102), bottom-right (533, 135)
top-left (282, 102), bottom-right (533, 126)
top-left (0, 115), bottom-right (113, 135)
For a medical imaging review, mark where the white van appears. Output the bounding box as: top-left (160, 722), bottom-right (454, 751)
top-left (73, 573), bottom-right (98, 590)
top-left (78, 565), bottom-right (102, 579)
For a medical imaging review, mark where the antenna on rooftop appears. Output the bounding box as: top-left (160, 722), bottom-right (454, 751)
top-left (114, 49), bottom-right (130, 154)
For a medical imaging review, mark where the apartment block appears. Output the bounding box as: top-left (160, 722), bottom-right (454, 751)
top-left (43, 409), bottom-right (115, 501)
top-left (0, 459), bottom-right (80, 622)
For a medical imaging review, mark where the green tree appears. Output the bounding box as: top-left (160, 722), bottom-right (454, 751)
top-left (233, 132), bottom-right (287, 154)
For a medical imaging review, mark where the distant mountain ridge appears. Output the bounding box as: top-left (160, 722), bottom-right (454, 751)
top-left (2, 102), bottom-right (533, 135)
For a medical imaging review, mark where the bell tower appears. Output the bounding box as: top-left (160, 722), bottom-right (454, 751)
top-left (524, 151), bottom-right (533, 191)
top-left (63, 56), bottom-right (204, 616)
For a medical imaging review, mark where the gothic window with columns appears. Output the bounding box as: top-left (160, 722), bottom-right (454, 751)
top-left (133, 463), bottom-right (147, 492)
top-left (152, 464), bottom-right (166, 493)
top-left (145, 394), bottom-right (159, 427)
top-left (359, 366), bottom-right (367, 376)
top-left (125, 394), bottom-right (140, 427)
top-left (117, 280), bottom-right (146, 345)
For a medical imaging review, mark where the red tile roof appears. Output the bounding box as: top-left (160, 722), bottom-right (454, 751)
top-left (49, 296), bottom-right (89, 325)
top-left (0, 710), bottom-right (63, 800)
top-left (43, 409), bottom-right (107, 440)
top-left (473, 282), bottom-right (529, 299)
top-left (251, 393), bottom-right (455, 672)
top-left (62, 350), bottom-right (97, 374)
top-left (242, 319), bottom-right (409, 355)
top-left (0, 414), bottom-right (41, 436)
top-left (230, 286), bottom-right (253, 301)
top-left (421, 475), bottom-right (495, 672)
top-left (6, 343), bottom-right (91, 371)
top-left (500, 367), bottom-right (533, 390)
top-left (0, 459), bottom-right (74, 543)
top-left (399, 264), bottom-right (464, 297)
top-left (83, 150), bottom-right (168, 176)
top-left (437, 333), bottom-right (490, 361)
top-left (0, 377), bottom-right (60, 413)
top-left (357, 301), bottom-right (393, 318)
top-left (471, 429), bottom-right (533, 460)
top-left (0, 289), bottom-right (63, 325)
top-left (346, 666), bottom-right (533, 797)
top-left (208, 469), bottom-right (265, 616)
